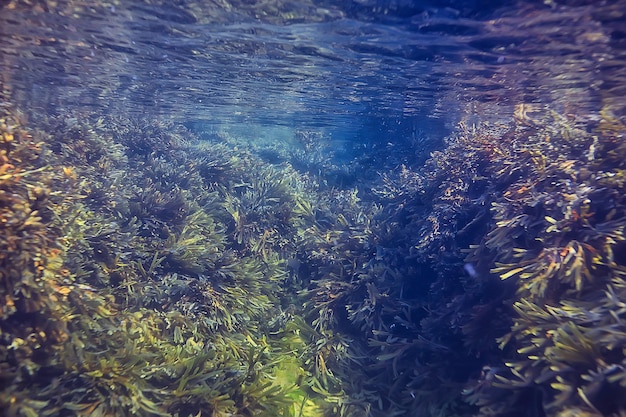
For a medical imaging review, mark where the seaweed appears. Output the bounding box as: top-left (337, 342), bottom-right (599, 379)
top-left (461, 108), bottom-right (626, 416)
top-left (3, 70), bottom-right (626, 417)
top-left (0, 99), bottom-right (339, 416)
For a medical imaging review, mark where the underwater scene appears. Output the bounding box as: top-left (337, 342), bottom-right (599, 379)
top-left (1, 0), bottom-right (626, 416)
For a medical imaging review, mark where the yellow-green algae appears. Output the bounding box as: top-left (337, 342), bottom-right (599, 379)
top-left (0, 82), bottom-right (341, 415)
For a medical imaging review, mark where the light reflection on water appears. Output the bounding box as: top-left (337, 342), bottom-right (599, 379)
top-left (1, 0), bottom-right (625, 133)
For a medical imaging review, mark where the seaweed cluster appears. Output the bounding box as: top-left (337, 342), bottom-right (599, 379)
top-left (291, 106), bottom-right (626, 417)
top-left (293, 121), bottom-right (511, 416)
top-left (2, 70), bottom-right (626, 417)
top-left (464, 107), bottom-right (626, 416)
top-left (0, 91), bottom-right (333, 415)
top-left (0, 105), bottom-right (75, 416)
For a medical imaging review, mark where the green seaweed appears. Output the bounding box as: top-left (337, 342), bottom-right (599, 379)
top-left (2, 71), bottom-right (626, 417)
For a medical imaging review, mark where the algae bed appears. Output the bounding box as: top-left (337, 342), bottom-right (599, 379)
top-left (1, 1), bottom-right (626, 416)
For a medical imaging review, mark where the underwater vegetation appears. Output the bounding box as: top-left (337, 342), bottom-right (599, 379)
top-left (2, 66), bottom-right (626, 417)
top-left (462, 107), bottom-right (626, 417)
top-left (0, 88), bottom-right (332, 416)
top-left (0, 106), bottom-right (75, 417)
top-left (290, 106), bottom-right (626, 417)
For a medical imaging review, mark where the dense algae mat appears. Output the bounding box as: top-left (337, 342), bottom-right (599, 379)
top-left (2, 96), bottom-right (626, 416)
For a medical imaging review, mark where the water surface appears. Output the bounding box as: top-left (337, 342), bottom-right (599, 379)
top-left (2, 0), bottom-right (624, 140)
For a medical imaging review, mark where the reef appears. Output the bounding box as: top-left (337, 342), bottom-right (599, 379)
top-left (1, 70), bottom-right (626, 417)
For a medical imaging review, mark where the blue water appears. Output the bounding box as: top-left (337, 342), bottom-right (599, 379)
top-left (3, 1), bottom-right (622, 139)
